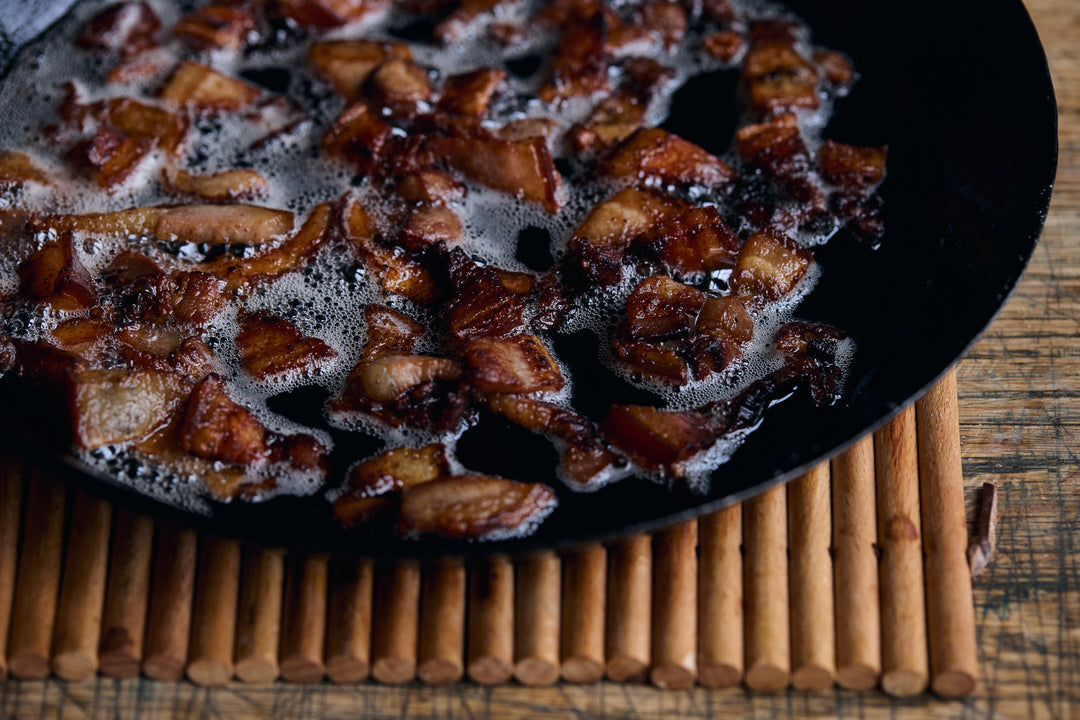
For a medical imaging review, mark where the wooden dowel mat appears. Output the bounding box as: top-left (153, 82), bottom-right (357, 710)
top-left (0, 372), bottom-right (980, 696)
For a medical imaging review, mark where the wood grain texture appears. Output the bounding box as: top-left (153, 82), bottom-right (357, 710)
top-left (0, 0), bottom-right (1077, 715)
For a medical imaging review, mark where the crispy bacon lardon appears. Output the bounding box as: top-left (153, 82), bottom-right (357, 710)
top-left (76, 1), bottom-right (161, 59)
top-left (236, 312), bottom-right (338, 382)
top-left (601, 128), bottom-right (735, 189)
top-left (398, 474), bottom-right (555, 540)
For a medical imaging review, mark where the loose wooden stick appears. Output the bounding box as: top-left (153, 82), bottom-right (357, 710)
top-left (831, 435), bottom-right (882, 690)
top-left (325, 557), bottom-right (374, 683)
top-left (143, 525), bottom-right (198, 681)
top-left (233, 546), bottom-right (284, 684)
top-left (186, 536), bottom-right (241, 686)
top-left (697, 505), bottom-right (743, 689)
top-left (418, 558), bottom-right (465, 685)
top-left (98, 509), bottom-right (154, 678)
top-left (605, 534), bottom-right (651, 683)
top-left (371, 559), bottom-right (420, 684)
top-left (0, 453), bottom-right (24, 680)
top-left (513, 550), bottom-right (561, 685)
top-left (7, 470), bottom-right (66, 679)
top-left (788, 464), bottom-right (836, 691)
top-left (51, 493), bottom-right (112, 680)
top-left (875, 405), bottom-right (930, 697)
top-left (467, 554), bottom-right (514, 685)
top-left (650, 520), bottom-right (697, 689)
top-left (917, 370), bottom-right (978, 698)
top-left (560, 544), bottom-right (606, 683)
top-left (279, 554), bottom-right (328, 683)
top-left (743, 484), bottom-right (790, 692)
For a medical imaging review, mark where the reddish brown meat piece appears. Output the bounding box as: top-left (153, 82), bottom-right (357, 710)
top-left (360, 304), bottom-right (425, 363)
top-left (729, 228), bottom-right (813, 307)
top-left (0, 152), bottom-right (52, 190)
top-left (438, 68), bottom-right (505, 117)
top-left (236, 312), bottom-right (338, 382)
top-left (173, 4), bottom-right (255, 51)
top-left (612, 337), bottom-right (689, 383)
top-left (92, 97), bottom-right (189, 156)
top-left (72, 125), bottom-right (156, 189)
top-left (159, 61), bottom-right (261, 112)
top-left (817, 141), bottom-right (887, 190)
top-left (321, 102), bottom-right (393, 176)
top-left (310, 40), bottom-right (412, 101)
top-left (396, 170), bottom-right (466, 205)
top-left (736, 113), bottom-right (822, 207)
top-left (623, 275), bottom-right (706, 340)
top-left (69, 368), bottom-right (192, 449)
top-left (19, 232), bottom-right (97, 311)
top-left (742, 30), bottom-right (819, 116)
top-left (397, 205), bottom-right (463, 250)
top-left (601, 404), bottom-right (717, 477)
top-left (702, 31), bottom-right (743, 62)
top-left (162, 167), bottom-right (269, 202)
top-left (463, 334), bottom-right (565, 394)
top-left (601, 128), bottom-right (735, 189)
top-left (278, 0), bottom-right (383, 28)
top-left (179, 374), bottom-right (268, 466)
top-left (397, 475), bottom-right (555, 539)
top-left (76, 1), bottom-right (160, 59)
top-left (629, 205), bottom-right (741, 280)
top-left (538, 9), bottom-right (608, 103)
top-left (445, 248), bottom-right (527, 341)
top-left (365, 58), bottom-right (433, 113)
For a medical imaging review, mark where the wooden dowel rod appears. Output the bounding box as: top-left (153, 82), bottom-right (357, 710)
top-left (513, 550), bottom-right (560, 686)
top-left (831, 435), bottom-right (882, 690)
top-left (875, 405), bottom-right (929, 697)
top-left (650, 520), bottom-right (697, 689)
top-left (788, 463), bottom-right (836, 691)
top-left (98, 509), bottom-right (154, 678)
top-left (560, 543), bottom-right (606, 683)
top-left (142, 524), bottom-right (198, 681)
top-left (697, 505), bottom-right (743, 689)
top-left (916, 370), bottom-right (978, 698)
top-left (233, 546), bottom-right (284, 684)
top-left (51, 493), bottom-right (112, 680)
top-left (186, 536), bottom-right (241, 686)
top-left (467, 554), bottom-right (514, 685)
top-left (371, 559), bottom-right (420, 684)
top-left (605, 534), bottom-right (651, 683)
top-left (743, 484), bottom-right (790, 692)
top-left (325, 557), bottom-right (374, 683)
top-left (0, 453), bottom-right (24, 680)
top-left (279, 554), bottom-right (328, 684)
top-left (418, 558), bottom-right (465, 685)
top-left (7, 470), bottom-right (66, 679)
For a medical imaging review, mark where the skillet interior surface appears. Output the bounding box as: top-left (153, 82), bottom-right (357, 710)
top-left (0, 0), bottom-right (1058, 557)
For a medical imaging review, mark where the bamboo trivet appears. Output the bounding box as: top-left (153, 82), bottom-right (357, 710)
top-left (0, 371), bottom-right (980, 696)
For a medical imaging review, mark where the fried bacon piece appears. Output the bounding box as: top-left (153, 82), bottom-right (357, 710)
top-left (397, 205), bottom-right (463, 250)
top-left (729, 227), bottom-right (812, 307)
top-left (623, 275), bottom-right (706, 340)
top-left (76, 1), bottom-right (160, 59)
top-left (628, 205), bottom-right (741, 280)
top-left (50, 316), bottom-right (112, 356)
top-left (73, 125), bottom-right (156, 189)
top-left (742, 24), bottom-right (818, 116)
top-left (358, 354), bottom-right (463, 403)
top-left (173, 4), bottom-right (255, 52)
top-left (485, 394), bottom-right (618, 485)
top-left (310, 40), bottom-right (412, 101)
top-left (601, 404), bottom-right (717, 477)
top-left (568, 90), bottom-right (648, 154)
top-left (601, 128), bottom-right (735, 189)
top-left (420, 135), bottom-right (562, 213)
top-left (236, 312), bottom-right (338, 382)
top-left (396, 169), bottom-right (466, 205)
top-left (445, 248), bottom-right (527, 342)
top-left (817, 141), bottom-right (887, 191)
top-left (18, 232), bottom-right (97, 311)
top-left (641, 0), bottom-right (687, 50)
top-left (736, 113), bottom-right (822, 207)
top-left (106, 254), bottom-right (227, 326)
top-left (0, 151), bottom-right (53, 190)
top-left (333, 443), bottom-right (450, 527)
top-left (365, 58), bottom-right (433, 113)
top-left (341, 199), bottom-right (442, 304)
top-left (702, 0), bottom-right (736, 24)
top-left (813, 50), bottom-right (854, 89)
top-left (686, 296), bottom-right (754, 379)
top-left (432, 0), bottom-right (512, 42)
top-left (462, 334), bottom-right (564, 395)
top-left (132, 412), bottom-right (249, 499)
top-left (702, 30), bottom-right (743, 62)
top-left (612, 337), bottom-right (688, 382)
top-left (397, 474), bottom-right (555, 539)
top-left (279, 0), bottom-right (381, 29)
top-left (68, 368), bottom-right (192, 449)
top-left (161, 166), bottom-right (269, 202)
top-left (321, 102), bottom-right (392, 176)
top-left (116, 327), bottom-right (216, 378)
top-left (359, 304), bottom-right (424, 363)
top-left (332, 355), bottom-right (468, 430)
top-left (179, 374), bottom-right (268, 465)
top-left (7, 339), bottom-right (88, 402)
top-left (538, 8), bottom-right (608, 103)
top-left (90, 97), bottom-right (189, 157)
top-left (159, 61), bottom-right (261, 112)
top-left (438, 68), bottom-right (505, 118)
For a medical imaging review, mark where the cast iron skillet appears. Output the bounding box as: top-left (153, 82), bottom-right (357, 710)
top-left (0, 0), bottom-right (1058, 556)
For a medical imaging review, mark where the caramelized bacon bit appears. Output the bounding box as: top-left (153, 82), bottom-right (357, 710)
top-left (279, 0), bottom-right (381, 29)
top-left (310, 40), bottom-right (412, 101)
top-left (494, 269), bottom-right (537, 296)
top-left (736, 113), bottom-right (822, 207)
top-left (495, 118), bottom-right (559, 142)
top-left (50, 316), bottom-right (112, 354)
top-left (463, 334), bottom-right (564, 394)
top-left (359, 354), bottom-right (463, 402)
top-left (76, 1), bottom-right (160, 59)
top-left (159, 61), bottom-right (261, 112)
top-left (18, 232), bottom-right (98, 311)
top-left (742, 32), bottom-right (819, 116)
top-left (701, 0), bottom-right (736, 25)
top-left (0, 151), bottom-right (53, 190)
top-left (696, 296), bottom-right (754, 344)
top-left (538, 9), bottom-right (608, 103)
top-left (360, 304), bottom-right (424, 363)
top-left (236, 312), bottom-right (338, 382)
top-left (93, 97), bottom-right (189, 156)
top-left (702, 30), bottom-right (743, 62)
top-left (601, 128), bottom-right (735, 189)
top-left (365, 58), bottom-right (433, 113)
top-left (173, 4), bottom-right (255, 52)
top-left (445, 248), bottom-right (527, 341)
top-left (629, 205), bottom-right (741, 280)
top-left (817, 141), bottom-right (887, 190)
top-left (179, 374), bottom-right (268, 465)
top-left (155, 203), bottom-right (294, 245)
top-left (612, 337), bottom-right (689, 382)
top-left (601, 404), bottom-right (717, 477)
top-left (347, 443), bottom-right (449, 497)
top-left (729, 228), bottom-right (812, 307)
top-left (69, 368), bottom-right (192, 449)
top-left (396, 169), bottom-right (466, 205)
top-left (420, 135), bottom-right (562, 213)
top-left (397, 474), bottom-right (555, 539)
top-left (574, 187), bottom-right (689, 251)
top-left (433, 0), bottom-right (511, 42)
top-left (569, 90), bottom-right (647, 153)
top-left (641, 0), bottom-right (687, 50)
top-left (624, 275), bottom-right (706, 340)
top-left (321, 101), bottom-right (392, 175)
top-left (398, 204), bottom-right (463, 250)
top-left (439, 68), bottom-right (505, 117)
top-left (74, 125), bottom-right (156, 189)
top-left (162, 166), bottom-right (269, 202)
top-left (814, 50), bottom-right (855, 88)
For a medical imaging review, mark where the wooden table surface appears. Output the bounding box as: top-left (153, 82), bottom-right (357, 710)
top-left (2, 0), bottom-right (1078, 716)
